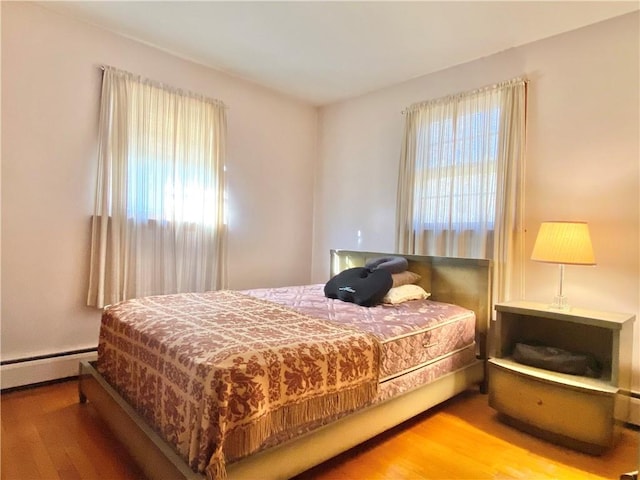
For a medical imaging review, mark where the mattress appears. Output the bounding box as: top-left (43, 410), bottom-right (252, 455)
top-left (243, 284), bottom-right (477, 382)
top-left (97, 284), bottom-right (478, 477)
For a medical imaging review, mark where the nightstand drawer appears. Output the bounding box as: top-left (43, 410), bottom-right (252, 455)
top-left (488, 361), bottom-right (615, 451)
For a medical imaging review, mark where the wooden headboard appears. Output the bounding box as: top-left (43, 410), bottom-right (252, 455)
top-left (329, 250), bottom-right (493, 359)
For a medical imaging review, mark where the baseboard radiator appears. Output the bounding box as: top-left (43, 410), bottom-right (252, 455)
top-left (630, 394), bottom-right (640, 427)
top-left (2, 349), bottom-right (640, 427)
top-left (1, 348), bottom-right (98, 391)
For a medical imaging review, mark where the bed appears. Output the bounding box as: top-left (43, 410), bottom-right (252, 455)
top-left (78, 249), bottom-right (492, 480)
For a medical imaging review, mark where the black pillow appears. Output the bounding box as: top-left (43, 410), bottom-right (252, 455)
top-left (364, 256), bottom-right (408, 274)
top-left (324, 267), bottom-right (393, 307)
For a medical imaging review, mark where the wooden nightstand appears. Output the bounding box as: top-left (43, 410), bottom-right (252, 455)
top-left (488, 301), bottom-right (635, 454)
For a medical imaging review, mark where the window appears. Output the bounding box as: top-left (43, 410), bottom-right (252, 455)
top-left (415, 107), bottom-right (500, 231)
top-left (397, 78), bottom-right (526, 303)
top-left (127, 154), bottom-right (221, 226)
top-left (87, 67), bottom-right (227, 308)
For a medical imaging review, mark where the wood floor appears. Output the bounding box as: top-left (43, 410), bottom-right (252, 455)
top-left (1, 379), bottom-right (638, 479)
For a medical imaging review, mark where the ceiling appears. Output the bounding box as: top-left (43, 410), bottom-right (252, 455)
top-left (40, 1), bottom-right (638, 106)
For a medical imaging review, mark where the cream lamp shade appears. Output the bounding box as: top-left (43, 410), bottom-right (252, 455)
top-left (531, 221), bottom-right (595, 309)
top-left (531, 222), bottom-right (596, 265)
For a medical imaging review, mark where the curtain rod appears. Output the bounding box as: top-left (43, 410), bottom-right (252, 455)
top-left (401, 76), bottom-right (528, 114)
top-left (98, 64), bottom-right (228, 109)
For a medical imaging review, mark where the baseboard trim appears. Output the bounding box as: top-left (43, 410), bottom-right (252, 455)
top-left (1, 349), bottom-right (98, 391)
top-left (1, 376), bottom-right (79, 394)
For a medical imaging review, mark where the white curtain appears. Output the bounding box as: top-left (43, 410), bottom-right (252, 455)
top-left (87, 66), bottom-right (227, 308)
top-left (396, 78), bottom-right (526, 304)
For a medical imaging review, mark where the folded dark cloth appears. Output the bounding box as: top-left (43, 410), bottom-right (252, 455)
top-left (512, 342), bottom-right (601, 378)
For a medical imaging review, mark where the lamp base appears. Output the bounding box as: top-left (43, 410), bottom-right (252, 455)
top-left (550, 294), bottom-right (570, 311)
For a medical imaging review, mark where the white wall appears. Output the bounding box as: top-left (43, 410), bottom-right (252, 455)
top-left (1, 2), bottom-right (318, 365)
top-left (313, 13), bottom-right (639, 387)
top-left (2, 3), bottom-right (638, 399)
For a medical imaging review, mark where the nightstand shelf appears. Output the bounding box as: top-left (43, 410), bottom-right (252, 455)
top-left (490, 357), bottom-right (617, 393)
top-left (488, 301), bottom-right (634, 455)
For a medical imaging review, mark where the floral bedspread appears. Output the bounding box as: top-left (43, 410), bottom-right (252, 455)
top-left (97, 290), bottom-right (380, 479)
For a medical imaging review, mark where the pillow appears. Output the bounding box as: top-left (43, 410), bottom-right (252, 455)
top-left (364, 256), bottom-right (408, 274)
top-left (382, 284), bottom-right (430, 305)
top-left (391, 270), bottom-right (422, 288)
top-left (324, 267), bottom-right (393, 307)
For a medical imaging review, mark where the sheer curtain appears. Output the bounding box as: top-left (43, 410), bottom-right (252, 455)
top-left (396, 78), bottom-right (526, 304)
top-left (87, 66), bottom-right (227, 308)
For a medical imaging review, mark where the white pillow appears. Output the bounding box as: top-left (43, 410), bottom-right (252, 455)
top-left (382, 284), bottom-right (430, 305)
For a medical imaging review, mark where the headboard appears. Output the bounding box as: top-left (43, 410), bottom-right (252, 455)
top-left (329, 249), bottom-right (493, 359)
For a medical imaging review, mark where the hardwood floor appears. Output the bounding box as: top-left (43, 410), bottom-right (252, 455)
top-left (1, 379), bottom-right (637, 479)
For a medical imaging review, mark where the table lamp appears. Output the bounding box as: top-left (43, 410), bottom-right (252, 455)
top-left (530, 221), bottom-right (596, 310)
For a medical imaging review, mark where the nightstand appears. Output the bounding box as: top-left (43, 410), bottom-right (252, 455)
top-left (488, 301), bottom-right (635, 454)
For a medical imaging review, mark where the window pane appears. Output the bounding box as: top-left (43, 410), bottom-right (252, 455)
top-left (414, 106), bottom-right (499, 230)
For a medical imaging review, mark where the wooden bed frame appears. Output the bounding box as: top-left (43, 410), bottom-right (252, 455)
top-left (78, 250), bottom-right (492, 480)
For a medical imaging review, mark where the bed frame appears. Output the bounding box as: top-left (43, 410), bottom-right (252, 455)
top-left (78, 250), bottom-right (492, 480)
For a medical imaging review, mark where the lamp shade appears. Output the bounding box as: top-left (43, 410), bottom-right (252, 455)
top-left (531, 221), bottom-right (596, 265)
